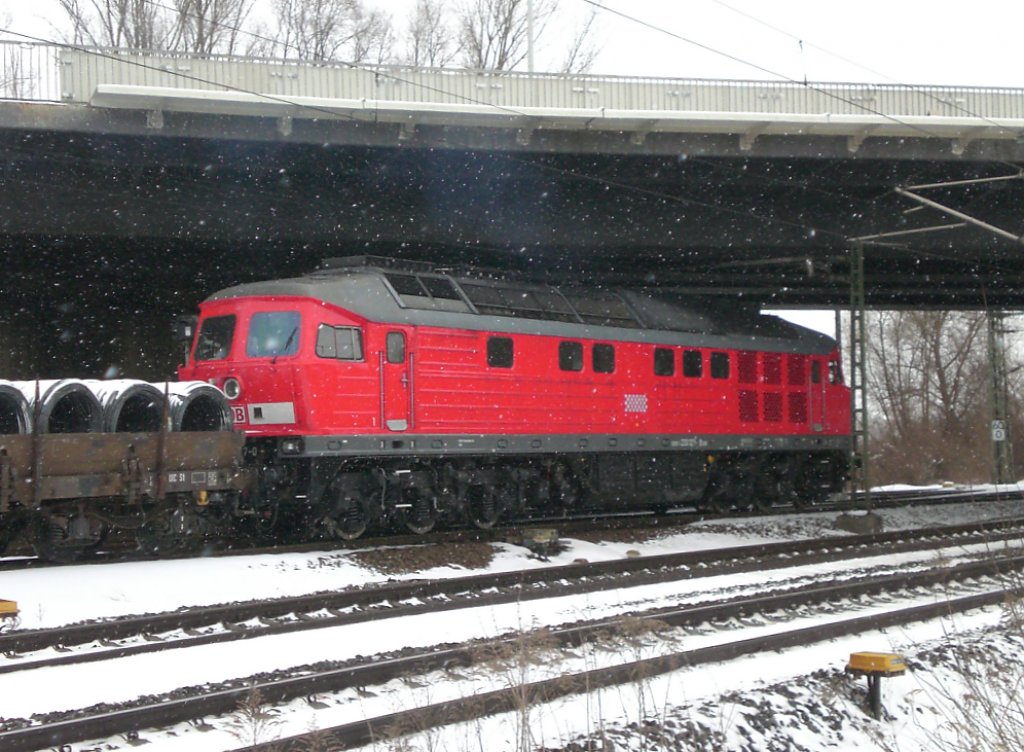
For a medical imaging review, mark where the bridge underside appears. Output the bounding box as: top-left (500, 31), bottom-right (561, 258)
top-left (2, 105), bottom-right (1023, 376)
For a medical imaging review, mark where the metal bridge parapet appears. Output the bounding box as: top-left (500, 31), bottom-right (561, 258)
top-left (2, 40), bottom-right (1024, 126)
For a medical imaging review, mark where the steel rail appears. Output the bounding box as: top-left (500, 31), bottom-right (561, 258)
top-left (247, 586), bottom-right (1017, 752)
top-left (3, 515), bottom-right (1023, 659)
top-left (2, 553), bottom-right (1022, 752)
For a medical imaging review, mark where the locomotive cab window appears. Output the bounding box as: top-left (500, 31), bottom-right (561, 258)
top-left (559, 341), bottom-right (583, 372)
top-left (247, 312), bottom-right (301, 358)
top-left (683, 350), bottom-right (703, 378)
top-left (654, 348), bottom-right (674, 376)
top-left (593, 344), bottom-right (615, 374)
top-left (487, 336), bottom-right (514, 368)
top-left (194, 314), bottom-right (236, 361)
top-left (316, 325), bottom-right (364, 360)
top-left (828, 359), bottom-right (843, 384)
top-left (710, 352), bottom-right (730, 379)
top-left (811, 360), bottom-right (822, 384)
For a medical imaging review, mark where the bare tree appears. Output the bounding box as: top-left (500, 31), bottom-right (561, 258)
top-left (454, 0), bottom-right (598, 72)
top-left (271, 0), bottom-right (394, 63)
top-left (865, 309), bottom-right (1022, 484)
top-left (170, 0), bottom-right (254, 55)
top-left (56, 0), bottom-right (173, 48)
top-left (405, 0), bottom-right (460, 68)
top-left (455, 0), bottom-right (554, 70)
top-left (557, 7), bottom-right (599, 73)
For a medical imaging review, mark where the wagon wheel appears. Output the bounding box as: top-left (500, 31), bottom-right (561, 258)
top-left (29, 510), bottom-right (108, 563)
top-left (135, 506), bottom-right (204, 556)
top-left (401, 488), bottom-right (438, 535)
top-left (0, 512), bottom-right (29, 557)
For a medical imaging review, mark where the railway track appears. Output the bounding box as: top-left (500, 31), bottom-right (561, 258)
top-left (3, 515), bottom-right (1023, 660)
top-left (1, 517), bottom-right (1023, 750)
top-left (1, 483), bottom-right (1017, 572)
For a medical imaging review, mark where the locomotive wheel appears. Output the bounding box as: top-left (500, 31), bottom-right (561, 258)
top-left (29, 511), bottom-right (108, 563)
top-left (467, 485), bottom-right (501, 529)
top-left (699, 474), bottom-right (734, 513)
top-left (401, 489), bottom-right (438, 535)
top-left (324, 498), bottom-right (372, 540)
top-left (317, 471), bottom-right (380, 541)
top-left (792, 458), bottom-right (829, 509)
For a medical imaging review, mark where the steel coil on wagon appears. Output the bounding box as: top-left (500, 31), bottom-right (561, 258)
top-left (0, 380), bottom-right (31, 434)
top-left (12, 379), bottom-right (103, 433)
top-left (152, 381), bottom-right (233, 432)
top-left (83, 379), bottom-right (168, 433)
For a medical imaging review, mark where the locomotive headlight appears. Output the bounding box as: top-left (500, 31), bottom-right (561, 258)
top-left (223, 378), bottom-right (241, 400)
top-left (280, 438), bottom-right (304, 455)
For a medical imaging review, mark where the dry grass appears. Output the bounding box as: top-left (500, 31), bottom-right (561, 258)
top-left (350, 542), bottom-right (495, 575)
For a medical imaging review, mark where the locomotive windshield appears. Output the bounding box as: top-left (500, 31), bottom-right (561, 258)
top-left (247, 311), bottom-right (301, 358)
top-left (194, 315), bottom-right (236, 361)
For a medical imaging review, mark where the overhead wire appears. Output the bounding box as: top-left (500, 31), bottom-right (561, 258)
top-left (575, 0), bottom-right (1024, 269)
top-left (699, 0), bottom-right (1024, 172)
top-left (578, 0), bottom-right (1024, 161)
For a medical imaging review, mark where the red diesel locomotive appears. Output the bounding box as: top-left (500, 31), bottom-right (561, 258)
top-left (179, 257), bottom-right (851, 539)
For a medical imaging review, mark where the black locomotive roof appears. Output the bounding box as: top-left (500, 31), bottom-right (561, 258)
top-left (207, 259), bottom-right (836, 355)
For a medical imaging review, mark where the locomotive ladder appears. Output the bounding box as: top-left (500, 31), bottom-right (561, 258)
top-left (987, 310), bottom-right (1013, 484)
top-left (848, 241), bottom-right (870, 509)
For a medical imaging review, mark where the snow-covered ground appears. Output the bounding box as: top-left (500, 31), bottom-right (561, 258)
top-left (3, 494), bottom-right (1024, 752)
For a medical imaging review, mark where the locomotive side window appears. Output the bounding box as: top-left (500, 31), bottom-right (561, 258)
top-left (559, 341), bottom-right (583, 372)
top-left (194, 315), bottom-right (235, 361)
top-left (654, 348), bottom-right (674, 376)
top-left (593, 344), bottom-right (615, 374)
top-left (829, 359), bottom-right (843, 384)
top-left (811, 360), bottom-right (822, 384)
top-left (683, 350), bottom-right (703, 378)
top-left (246, 312), bottom-right (300, 358)
top-left (386, 332), bottom-right (406, 364)
top-left (487, 336), bottom-right (514, 368)
top-left (316, 325), bottom-right (364, 360)
top-left (710, 352), bottom-right (730, 379)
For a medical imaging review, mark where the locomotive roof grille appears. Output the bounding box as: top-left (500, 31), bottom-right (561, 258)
top-left (320, 255), bottom-right (437, 274)
top-left (380, 270), bottom-right (644, 329)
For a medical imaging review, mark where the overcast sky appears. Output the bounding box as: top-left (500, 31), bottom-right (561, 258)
top-left (1, 0), bottom-right (1021, 89)
top-left (583, 1), bottom-right (1024, 87)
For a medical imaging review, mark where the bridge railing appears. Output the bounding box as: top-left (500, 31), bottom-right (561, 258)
top-left (0, 41), bottom-right (62, 101)
top-left (6, 39), bottom-right (1024, 121)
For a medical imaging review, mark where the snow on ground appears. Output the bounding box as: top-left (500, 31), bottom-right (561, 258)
top-left (7, 495), bottom-right (1024, 633)
top-left (3, 491), bottom-right (1024, 751)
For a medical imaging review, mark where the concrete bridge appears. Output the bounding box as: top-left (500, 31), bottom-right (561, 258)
top-left (1, 42), bottom-right (1024, 376)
